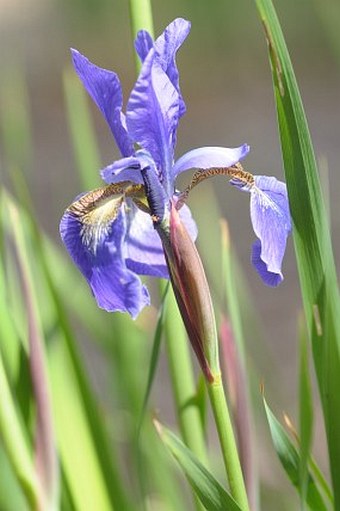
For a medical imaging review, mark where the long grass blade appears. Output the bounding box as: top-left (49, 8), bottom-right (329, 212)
top-left (255, 0), bottom-right (340, 503)
top-left (298, 315), bottom-right (314, 508)
top-left (48, 337), bottom-right (113, 511)
top-left (8, 196), bottom-right (59, 510)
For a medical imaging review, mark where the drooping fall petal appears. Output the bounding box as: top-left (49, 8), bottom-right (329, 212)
top-left (250, 176), bottom-right (291, 285)
top-left (60, 187), bottom-right (149, 318)
top-left (231, 174), bottom-right (291, 285)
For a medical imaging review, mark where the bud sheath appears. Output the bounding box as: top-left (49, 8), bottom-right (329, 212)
top-left (157, 203), bottom-right (219, 382)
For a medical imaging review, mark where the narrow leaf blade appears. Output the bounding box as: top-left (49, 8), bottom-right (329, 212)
top-left (263, 398), bottom-right (327, 511)
top-left (298, 315), bottom-right (313, 507)
top-left (155, 421), bottom-right (242, 511)
top-left (255, 0), bottom-right (340, 502)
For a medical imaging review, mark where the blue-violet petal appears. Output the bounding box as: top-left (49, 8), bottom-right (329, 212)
top-left (250, 175), bottom-right (291, 285)
top-left (101, 150), bottom-right (156, 185)
top-left (71, 49), bottom-right (133, 157)
top-left (172, 144), bottom-right (250, 179)
top-left (60, 199), bottom-right (149, 318)
top-left (154, 17), bottom-right (190, 119)
top-left (251, 240), bottom-right (283, 286)
top-left (126, 52), bottom-right (179, 189)
top-left (125, 206), bottom-right (168, 278)
top-left (125, 203), bottom-right (197, 279)
top-left (135, 30), bottom-right (154, 62)
top-left (101, 156), bottom-right (144, 184)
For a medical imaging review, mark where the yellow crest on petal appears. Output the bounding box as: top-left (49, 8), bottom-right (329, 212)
top-left (66, 182), bottom-right (147, 254)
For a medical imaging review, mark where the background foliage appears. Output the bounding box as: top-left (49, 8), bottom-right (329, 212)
top-left (1, 0), bottom-right (339, 509)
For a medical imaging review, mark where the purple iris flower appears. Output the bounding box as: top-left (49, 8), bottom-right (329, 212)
top-left (60, 18), bottom-right (291, 319)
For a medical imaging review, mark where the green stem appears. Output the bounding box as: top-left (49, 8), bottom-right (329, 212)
top-left (128, 0), bottom-right (154, 71)
top-left (162, 283), bottom-right (208, 511)
top-left (208, 377), bottom-right (249, 511)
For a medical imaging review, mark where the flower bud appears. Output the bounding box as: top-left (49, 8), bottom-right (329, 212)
top-left (157, 202), bottom-right (220, 382)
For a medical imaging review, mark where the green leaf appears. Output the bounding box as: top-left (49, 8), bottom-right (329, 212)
top-left (255, 0), bottom-right (340, 504)
top-left (9, 197), bottom-right (59, 509)
top-left (298, 315), bottom-right (313, 508)
top-left (0, 213), bottom-right (21, 381)
top-left (48, 338), bottom-right (113, 511)
top-left (0, 445), bottom-right (29, 511)
top-left (263, 398), bottom-right (327, 510)
top-left (155, 421), bottom-right (242, 511)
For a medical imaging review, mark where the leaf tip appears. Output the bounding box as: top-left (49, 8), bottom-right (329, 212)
top-left (283, 412), bottom-right (299, 443)
top-left (153, 418), bottom-right (163, 438)
top-left (259, 378), bottom-right (265, 396)
top-left (261, 19), bottom-right (285, 97)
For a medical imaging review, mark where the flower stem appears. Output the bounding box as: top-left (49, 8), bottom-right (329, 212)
top-left (208, 375), bottom-right (249, 511)
top-left (161, 282), bottom-right (208, 511)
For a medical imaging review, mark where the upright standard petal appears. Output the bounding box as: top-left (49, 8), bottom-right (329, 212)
top-left (126, 51), bottom-right (180, 193)
top-left (135, 30), bottom-right (154, 62)
top-left (71, 49), bottom-right (133, 157)
top-left (153, 18), bottom-right (191, 119)
top-left (249, 176), bottom-right (291, 286)
top-left (60, 186), bottom-right (149, 318)
top-left (172, 144), bottom-right (250, 180)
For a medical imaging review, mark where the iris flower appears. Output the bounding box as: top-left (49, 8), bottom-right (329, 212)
top-left (60, 18), bottom-right (291, 319)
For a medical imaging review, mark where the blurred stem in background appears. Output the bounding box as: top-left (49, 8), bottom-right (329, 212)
top-left (128, 0), bottom-right (154, 70)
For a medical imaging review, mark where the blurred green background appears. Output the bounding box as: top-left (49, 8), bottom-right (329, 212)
top-left (1, 0), bottom-right (339, 507)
